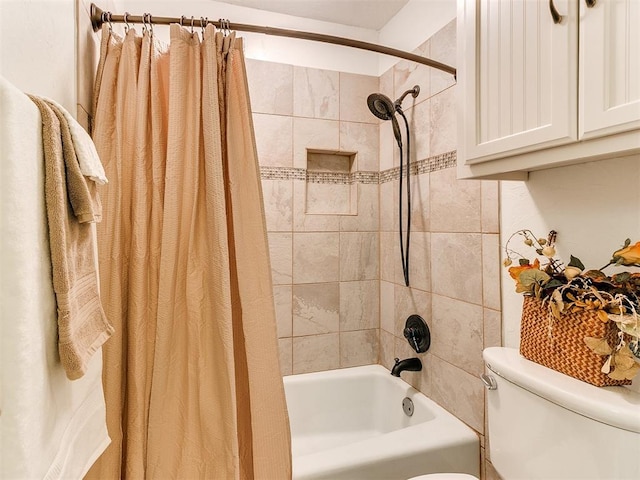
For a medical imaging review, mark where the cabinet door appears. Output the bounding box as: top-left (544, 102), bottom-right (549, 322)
top-left (580, 0), bottom-right (640, 138)
top-left (458, 0), bottom-right (578, 164)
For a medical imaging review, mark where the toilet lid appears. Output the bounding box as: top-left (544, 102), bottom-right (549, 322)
top-left (407, 474), bottom-right (479, 480)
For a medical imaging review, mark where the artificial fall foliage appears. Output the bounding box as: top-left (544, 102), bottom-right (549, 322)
top-left (504, 231), bottom-right (640, 381)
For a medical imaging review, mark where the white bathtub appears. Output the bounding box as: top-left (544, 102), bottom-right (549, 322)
top-left (284, 365), bottom-right (480, 480)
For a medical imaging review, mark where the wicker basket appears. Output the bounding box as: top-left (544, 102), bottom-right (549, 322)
top-left (519, 296), bottom-right (631, 386)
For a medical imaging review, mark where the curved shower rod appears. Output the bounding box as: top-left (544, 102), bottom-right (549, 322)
top-left (89, 4), bottom-right (457, 78)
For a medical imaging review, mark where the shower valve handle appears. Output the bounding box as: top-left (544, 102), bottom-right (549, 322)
top-left (403, 315), bottom-right (431, 354)
top-left (403, 327), bottom-right (420, 351)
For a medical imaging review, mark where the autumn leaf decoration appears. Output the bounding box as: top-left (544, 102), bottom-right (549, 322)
top-left (504, 230), bottom-right (640, 381)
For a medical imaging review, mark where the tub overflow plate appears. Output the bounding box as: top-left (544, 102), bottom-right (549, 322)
top-left (402, 397), bottom-right (414, 417)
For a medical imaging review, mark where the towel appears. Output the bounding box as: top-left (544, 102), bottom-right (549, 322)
top-left (44, 100), bottom-right (102, 223)
top-left (43, 96), bottom-right (108, 185)
top-left (28, 94), bottom-right (114, 380)
top-left (44, 99), bottom-right (103, 223)
top-left (1, 75), bottom-right (110, 479)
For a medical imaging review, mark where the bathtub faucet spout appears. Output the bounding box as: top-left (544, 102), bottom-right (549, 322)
top-left (391, 357), bottom-right (422, 377)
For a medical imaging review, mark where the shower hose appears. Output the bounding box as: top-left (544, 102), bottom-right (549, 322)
top-left (397, 110), bottom-right (411, 287)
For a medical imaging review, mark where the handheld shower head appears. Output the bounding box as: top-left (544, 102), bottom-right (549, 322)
top-left (367, 87), bottom-right (420, 288)
top-left (367, 93), bottom-right (402, 147)
top-left (367, 93), bottom-right (394, 121)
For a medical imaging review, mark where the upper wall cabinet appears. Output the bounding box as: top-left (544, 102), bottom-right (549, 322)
top-left (457, 0), bottom-right (640, 180)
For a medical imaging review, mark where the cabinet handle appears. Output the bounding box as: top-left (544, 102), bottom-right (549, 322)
top-left (549, 0), bottom-right (564, 24)
top-left (585, 0), bottom-right (597, 7)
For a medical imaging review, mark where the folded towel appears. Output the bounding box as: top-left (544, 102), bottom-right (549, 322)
top-left (28, 95), bottom-right (114, 380)
top-left (43, 99), bottom-right (103, 223)
top-left (43, 97), bottom-right (108, 185)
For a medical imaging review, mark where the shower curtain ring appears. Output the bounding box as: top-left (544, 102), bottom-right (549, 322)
top-left (180, 15), bottom-right (186, 27)
top-left (190, 16), bottom-right (195, 34)
top-left (201, 17), bottom-right (207, 36)
top-left (107, 12), bottom-right (114, 32)
top-left (101, 11), bottom-right (112, 32)
top-left (144, 13), bottom-right (154, 36)
top-left (123, 12), bottom-right (131, 32)
top-left (221, 19), bottom-right (230, 36)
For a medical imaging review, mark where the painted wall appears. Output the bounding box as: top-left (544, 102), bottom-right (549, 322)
top-left (500, 154), bottom-right (640, 393)
top-left (0, 0), bottom-right (107, 127)
top-left (0, 0), bottom-right (76, 112)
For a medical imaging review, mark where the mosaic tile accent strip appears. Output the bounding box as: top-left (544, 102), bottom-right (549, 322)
top-left (306, 172), bottom-right (351, 184)
top-left (259, 151), bottom-right (456, 184)
top-left (426, 151), bottom-right (457, 174)
top-left (304, 171), bottom-right (379, 185)
top-left (379, 151), bottom-right (457, 183)
top-left (378, 167), bottom-right (399, 184)
top-left (352, 171), bottom-right (379, 185)
top-left (260, 166), bottom-right (306, 181)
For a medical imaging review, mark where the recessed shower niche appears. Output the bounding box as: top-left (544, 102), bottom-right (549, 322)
top-left (305, 149), bottom-right (357, 216)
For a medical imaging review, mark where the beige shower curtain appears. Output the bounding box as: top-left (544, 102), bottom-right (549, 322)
top-left (86, 24), bottom-right (291, 479)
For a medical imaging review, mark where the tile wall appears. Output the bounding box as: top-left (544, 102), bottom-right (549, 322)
top-left (246, 60), bottom-right (381, 376)
top-left (247, 20), bottom-right (502, 479)
top-left (376, 20), bottom-right (502, 479)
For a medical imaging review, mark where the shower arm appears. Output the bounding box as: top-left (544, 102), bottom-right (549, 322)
top-left (89, 4), bottom-right (457, 78)
top-left (395, 86), bottom-right (421, 111)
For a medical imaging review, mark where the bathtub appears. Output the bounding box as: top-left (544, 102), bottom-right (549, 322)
top-left (284, 365), bottom-right (480, 480)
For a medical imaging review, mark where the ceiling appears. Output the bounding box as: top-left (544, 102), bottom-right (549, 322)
top-left (217, 0), bottom-right (410, 30)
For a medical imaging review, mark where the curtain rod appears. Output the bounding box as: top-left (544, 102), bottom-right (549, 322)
top-left (90, 4), bottom-right (456, 78)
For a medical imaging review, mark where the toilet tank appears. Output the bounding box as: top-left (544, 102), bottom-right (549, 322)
top-left (483, 347), bottom-right (640, 480)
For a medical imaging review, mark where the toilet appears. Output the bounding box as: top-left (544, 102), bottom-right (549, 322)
top-left (410, 346), bottom-right (640, 480)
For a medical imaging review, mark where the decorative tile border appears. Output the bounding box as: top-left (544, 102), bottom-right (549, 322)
top-left (351, 171), bottom-right (379, 185)
top-left (424, 151), bottom-right (457, 174)
top-left (259, 151), bottom-right (456, 184)
top-left (260, 166), bottom-right (306, 181)
top-left (305, 171), bottom-right (351, 184)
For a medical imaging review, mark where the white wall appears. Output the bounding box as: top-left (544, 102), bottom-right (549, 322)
top-left (0, 0), bottom-right (76, 113)
top-left (378, 0), bottom-right (457, 74)
top-left (500, 154), bottom-right (640, 390)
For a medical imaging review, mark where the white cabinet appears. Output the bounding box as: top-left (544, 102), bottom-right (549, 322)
top-left (457, 0), bottom-right (640, 180)
top-left (580, 0), bottom-right (640, 139)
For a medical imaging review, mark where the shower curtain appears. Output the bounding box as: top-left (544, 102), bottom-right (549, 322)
top-left (86, 24), bottom-right (291, 479)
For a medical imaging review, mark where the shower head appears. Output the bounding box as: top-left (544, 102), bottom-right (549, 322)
top-left (367, 93), bottom-right (395, 121)
top-left (367, 92), bottom-right (402, 147)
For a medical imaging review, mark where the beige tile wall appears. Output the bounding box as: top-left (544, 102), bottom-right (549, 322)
top-left (376, 20), bottom-right (502, 480)
top-left (247, 60), bottom-right (381, 376)
top-left (248, 20), bottom-right (501, 479)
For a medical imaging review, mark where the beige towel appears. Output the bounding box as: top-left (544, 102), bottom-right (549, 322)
top-left (43, 97), bottom-right (108, 185)
top-left (43, 99), bottom-right (103, 224)
top-left (28, 95), bottom-right (114, 380)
